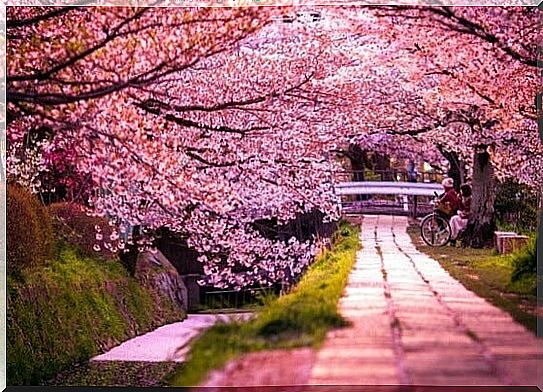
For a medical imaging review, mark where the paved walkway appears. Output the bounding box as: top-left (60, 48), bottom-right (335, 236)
top-left (310, 215), bottom-right (542, 387)
top-left (92, 313), bottom-right (252, 363)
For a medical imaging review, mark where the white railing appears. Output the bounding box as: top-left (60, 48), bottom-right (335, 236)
top-left (335, 181), bottom-right (442, 197)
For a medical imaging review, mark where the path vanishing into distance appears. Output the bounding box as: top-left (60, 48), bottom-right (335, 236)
top-left (90, 215), bottom-right (541, 388)
top-left (310, 215), bottom-right (542, 387)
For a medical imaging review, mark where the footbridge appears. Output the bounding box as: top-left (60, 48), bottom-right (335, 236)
top-left (335, 170), bottom-right (444, 217)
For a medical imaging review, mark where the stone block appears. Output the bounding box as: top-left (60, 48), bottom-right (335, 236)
top-left (501, 235), bottom-right (530, 254)
top-left (494, 231), bottom-right (516, 247)
top-left (494, 231), bottom-right (528, 254)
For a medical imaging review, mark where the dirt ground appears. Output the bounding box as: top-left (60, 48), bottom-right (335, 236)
top-left (201, 348), bottom-right (317, 388)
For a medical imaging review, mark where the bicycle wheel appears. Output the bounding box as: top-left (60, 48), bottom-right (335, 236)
top-left (420, 214), bottom-right (451, 247)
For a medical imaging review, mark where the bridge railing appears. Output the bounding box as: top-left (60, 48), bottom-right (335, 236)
top-left (334, 180), bottom-right (444, 218)
top-left (336, 169), bottom-right (443, 184)
top-left (341, 198), bottom-right (435, 218)
top-left (335, 181), bottom-right (443, 196)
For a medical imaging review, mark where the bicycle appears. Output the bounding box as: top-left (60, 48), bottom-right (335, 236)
top-left (419, 193), bottom-right (453, 247)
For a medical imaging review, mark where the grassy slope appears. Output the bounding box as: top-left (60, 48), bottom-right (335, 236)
top-left (406, 225), bottom-right (538, 333)
top-left (170, 222), bottom-right (360, 387)
top-left (7, 246), bottom-right (185, 385)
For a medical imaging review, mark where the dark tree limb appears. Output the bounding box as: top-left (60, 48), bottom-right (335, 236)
top-left (7, 7), bottom-right (83, 28)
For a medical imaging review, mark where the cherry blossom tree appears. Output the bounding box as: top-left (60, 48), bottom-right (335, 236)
top-left (6, 5), bottom-right (540, 284)
top-left (7, 7), bottom-right (353, 288)
top-left (337, 6), bottom-right (540, 246)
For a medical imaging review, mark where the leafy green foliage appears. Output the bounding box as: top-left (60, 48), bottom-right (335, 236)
top-left (170, 221), bottom-right (359, 387)
top-left (7, 183), bottom-right (55, 276)
top-left (511, 235), bottom-right (537, 284)
top-left (7, 245), bottom-right (185, 385)
top-left (494, 179), bottom-right (539, 234)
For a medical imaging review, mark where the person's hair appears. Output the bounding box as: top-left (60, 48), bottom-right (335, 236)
top-left (460, 183), bottom-right (472, 197)
top-left (442, 178), bottom-right (454, 188)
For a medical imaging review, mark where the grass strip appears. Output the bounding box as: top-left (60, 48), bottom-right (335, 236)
top-left (170, 221), bottom-right (360, 387)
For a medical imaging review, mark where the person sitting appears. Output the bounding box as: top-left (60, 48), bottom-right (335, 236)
top-left (437, 178), bottom-right (460, 217)
top-left (449, 183), bottom-right (472, 246)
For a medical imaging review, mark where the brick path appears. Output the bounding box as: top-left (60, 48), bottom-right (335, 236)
top-left (310, 215), bottom-right (542, 387)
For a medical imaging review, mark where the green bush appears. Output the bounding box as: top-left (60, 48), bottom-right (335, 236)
top-left (48, 202), bottom-right (119, 260)
top-left (511, 235), bottom-right (537, 281)
top-left (7, 184), bottom-right (55, 275)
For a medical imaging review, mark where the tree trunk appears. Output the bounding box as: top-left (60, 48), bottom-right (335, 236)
top-left (438, 147), bottom-right (466, 191)
top-left (347, 144), bottom-right (368, 200)
top-left (347, 143), bottom-right (366, 182)
top-left (463, 146), bottom-right (496, 248)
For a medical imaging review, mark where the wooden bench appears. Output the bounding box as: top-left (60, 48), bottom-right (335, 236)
top-left (494, 231), bottom-right (530, 254)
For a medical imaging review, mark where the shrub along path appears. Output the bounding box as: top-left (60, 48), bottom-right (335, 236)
top-left (309, 215), bottom-right (542, 387)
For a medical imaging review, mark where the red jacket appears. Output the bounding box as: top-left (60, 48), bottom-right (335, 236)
top-left (440, 188), bottom-right (460, 214)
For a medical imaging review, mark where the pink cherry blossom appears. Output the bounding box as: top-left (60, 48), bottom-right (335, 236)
top-left (6, 6), bottom-right (540, 288)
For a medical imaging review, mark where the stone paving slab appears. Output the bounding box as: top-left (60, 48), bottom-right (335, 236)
top-left (309, 215), bottom-right (542, 388)
top-left (312, 362), bottom-right (397, 377)
top-left (401, 333), bottom-right (474, 348)
top-left (322, 337), bottom-right (394, 349)
top-left (311, 365), bottom-right (398, 385)
top-left (91, 313), bottom-right (252, 362)
top-left (318, 347), bottom-right (396, 359)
